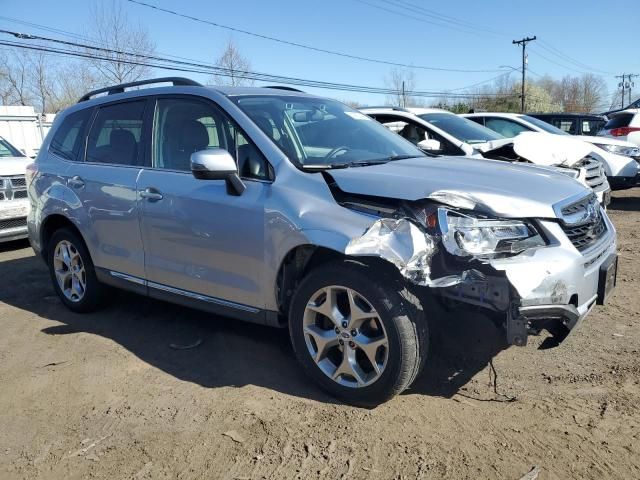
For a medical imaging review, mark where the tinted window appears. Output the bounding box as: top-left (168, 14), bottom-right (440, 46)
top-left (418, 113), bottom-right (503, 143)
top-left (581, 119), bottom-right (605, 135)
top-left (0, 137), bottom-right (24, 158)
top-left (86, 101), bottom-right (146, 166)
top-left (551, 118), bottom-right (577, 134)
top-left (153, 97), bottom-right (270, 180)
top-left (604, 114), bottom-right (633, 129)
top-left (484, 117), bottom-right (531, 138)
top-left (232, 96), bottom-right (424, 168)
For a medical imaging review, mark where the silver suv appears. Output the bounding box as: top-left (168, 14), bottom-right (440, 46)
top-left (28, 78), bottom-right (618, 406)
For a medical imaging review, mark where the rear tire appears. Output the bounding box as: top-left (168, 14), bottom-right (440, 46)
top-left (47, 228), bottom-right (106, 313)
top-left (289, 260), bottom-right (428, 407)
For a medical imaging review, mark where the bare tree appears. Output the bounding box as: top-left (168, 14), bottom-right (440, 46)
top-left (87, 0), bottom-right (156, 85)
top-left (384, 68), bottom-right (418, 107)
top-left (211, 39), bottom-right (253, 87)
top-left (0, 51), bottom-right (33, 106)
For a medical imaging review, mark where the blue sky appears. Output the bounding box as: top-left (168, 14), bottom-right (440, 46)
top-left (1, 0), bottom-right (638, 108)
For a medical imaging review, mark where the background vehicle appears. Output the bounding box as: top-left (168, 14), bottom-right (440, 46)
top-left (361, 107), bottom-right (611, 203)
top-left (598, 109), bottom-right (640, 147)
top-left (0, 136), bottom-right (30, 243)
top-left (28, 78), bottom-right (617, 406)
top-left (465, 112), bottom-right (640, 190)
top-left (529, 113), bottom-right (606, 136)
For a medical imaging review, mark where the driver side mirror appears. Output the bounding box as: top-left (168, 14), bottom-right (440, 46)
top-left (190, 148), bottom-right (246, 196)
top-left (417, 139), bottom-right (442, 152)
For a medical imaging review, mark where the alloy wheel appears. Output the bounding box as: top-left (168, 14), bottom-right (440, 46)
top-left (302, 285), bottom-right (389, 388)
top-left (53, 240), bottom-right (87, 303)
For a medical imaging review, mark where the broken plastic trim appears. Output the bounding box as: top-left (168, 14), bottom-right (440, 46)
top-left (345, 218), bottom-right (481, 288)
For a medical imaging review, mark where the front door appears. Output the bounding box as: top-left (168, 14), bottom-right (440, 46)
top-left (138, 96), bottom-right (271, 309)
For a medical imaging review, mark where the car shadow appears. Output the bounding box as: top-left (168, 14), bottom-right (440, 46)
top-left (609, 194), bottom-right (640, 212)
top-left (0, 238), bottom-right (30, 253)
top-left (0, 252), bottom-right (509, 405)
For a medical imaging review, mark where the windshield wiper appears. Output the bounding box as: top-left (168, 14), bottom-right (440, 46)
top-left (302, 155), bottom-right (424, 170)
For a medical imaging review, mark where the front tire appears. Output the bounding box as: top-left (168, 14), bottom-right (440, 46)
top-left (47, 228), bottom-right (106, 313)
top-left (289, 260), bottom-right (428, 407)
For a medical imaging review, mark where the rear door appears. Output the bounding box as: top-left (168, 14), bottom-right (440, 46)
top-left (137, 95), bottom-right (271, 309)
top-left (63, 99), bottom-right (148, 278)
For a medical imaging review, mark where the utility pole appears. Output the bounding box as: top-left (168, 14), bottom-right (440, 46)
top-left (512, 36), bottom-right (536, 113)
top-left (615, 74), bottom-right (637, 108)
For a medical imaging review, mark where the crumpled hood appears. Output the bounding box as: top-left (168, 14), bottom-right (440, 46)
top-left (328, 155), bottom-right (589, 219)
top-left (506, 132), bottom-right (592, 167)
top-left (0, 156), bottom-right (31, 176)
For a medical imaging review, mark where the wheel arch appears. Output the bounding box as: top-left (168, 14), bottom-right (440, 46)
top-left (40, 214), bottom-right (87, 261)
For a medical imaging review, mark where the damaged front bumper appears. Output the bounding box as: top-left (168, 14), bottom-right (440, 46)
top-left (346, 210), bottom-right (617, 347)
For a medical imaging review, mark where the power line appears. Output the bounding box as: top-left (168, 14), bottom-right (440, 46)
top-left (536, 40), bottom-right (612, 75)
top-left (125, 0), bottom-right (504, 73)
top-left (373, 0), bottom-right (503, 37)
top-left (527, 47), bottom-right (590, 75)
top-left (0, 33), bottom-right (519, 99)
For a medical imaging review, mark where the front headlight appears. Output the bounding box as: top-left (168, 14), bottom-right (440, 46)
top-left (439, 209), bottom-right (545, 257)
top-left (594, 143), bottom-right (640, 158)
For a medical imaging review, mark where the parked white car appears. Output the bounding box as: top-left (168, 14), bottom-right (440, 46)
top-left (598, 109), bottom-right (640, 148)
top-left (0, 136), bottom-right (30, 242)
top-left (361, 107), bottom-right (611, 204)
top-left (464, 112), bottom-right (640, 190)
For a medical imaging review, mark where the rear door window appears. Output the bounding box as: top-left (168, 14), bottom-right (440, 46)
top-left (49, 109), bottom-right (93, 161)
top-left (85, 101), bottom-right (146, 166)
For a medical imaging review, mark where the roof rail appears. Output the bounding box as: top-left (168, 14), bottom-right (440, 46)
top-left (78, 77), bottom-right (203, 102)
top-left (262, 85), bottom-right (305, 92)
top-left (359, 106), bottom-right (410, 112)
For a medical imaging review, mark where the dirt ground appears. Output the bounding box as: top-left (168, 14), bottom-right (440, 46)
top-left (0, 190), bottom-right (638, 480)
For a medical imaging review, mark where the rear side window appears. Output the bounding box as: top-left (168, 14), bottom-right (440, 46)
top-left (551, 118), bottom-right (577, 134)
top-left (604, 114), bottom-right (633, 130)
top-left (49, 109), bottom-right (92, 161)
top-left (86, 101), bottom-right (146, 166)
top-left (581, 119), bottom-right (605, 134)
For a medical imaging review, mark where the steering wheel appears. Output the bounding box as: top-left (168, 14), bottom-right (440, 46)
top-left (324, 146), bottom-right (350, 160)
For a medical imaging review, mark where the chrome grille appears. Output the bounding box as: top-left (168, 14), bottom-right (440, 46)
top-left (0, 217), bottom-right (27, 230)
top-left (577, 156), bottom-right (606, 189)
top-left (0, 175), bottom-right (27, 201)
top-left (559, 194), bottom-right (607, 252)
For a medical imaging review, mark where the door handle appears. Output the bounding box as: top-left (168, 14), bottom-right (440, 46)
top-left (140, 188), bottom-right (163, 202)
top-left (68, 176), bottom-right (85, 189)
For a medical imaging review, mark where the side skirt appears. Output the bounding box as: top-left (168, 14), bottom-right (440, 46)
top-left (95, 268), bottom-right (283, 327)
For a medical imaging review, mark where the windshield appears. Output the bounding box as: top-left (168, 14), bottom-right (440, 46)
top-left (522, 115), bottom-right (569, 135)
top-left (418, 113), bottom-right (503, 144)
top-left (231, 95), bottom-right (425, 168)
top-left (0, 137), bottom-right (24, 158)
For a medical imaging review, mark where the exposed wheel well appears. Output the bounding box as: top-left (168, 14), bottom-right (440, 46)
top-left (40, 215), bottom-right (85, 260)
top-left (275, 245), bottom-right (404, 318)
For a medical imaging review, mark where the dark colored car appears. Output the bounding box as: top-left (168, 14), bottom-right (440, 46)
top-left (529, 113), bottom-right (606, 136)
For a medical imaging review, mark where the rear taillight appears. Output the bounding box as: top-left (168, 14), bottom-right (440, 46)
top-left (610, 126), bottom-right (640, 137)
top-left (25, 162), bottom-right (38, 187)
